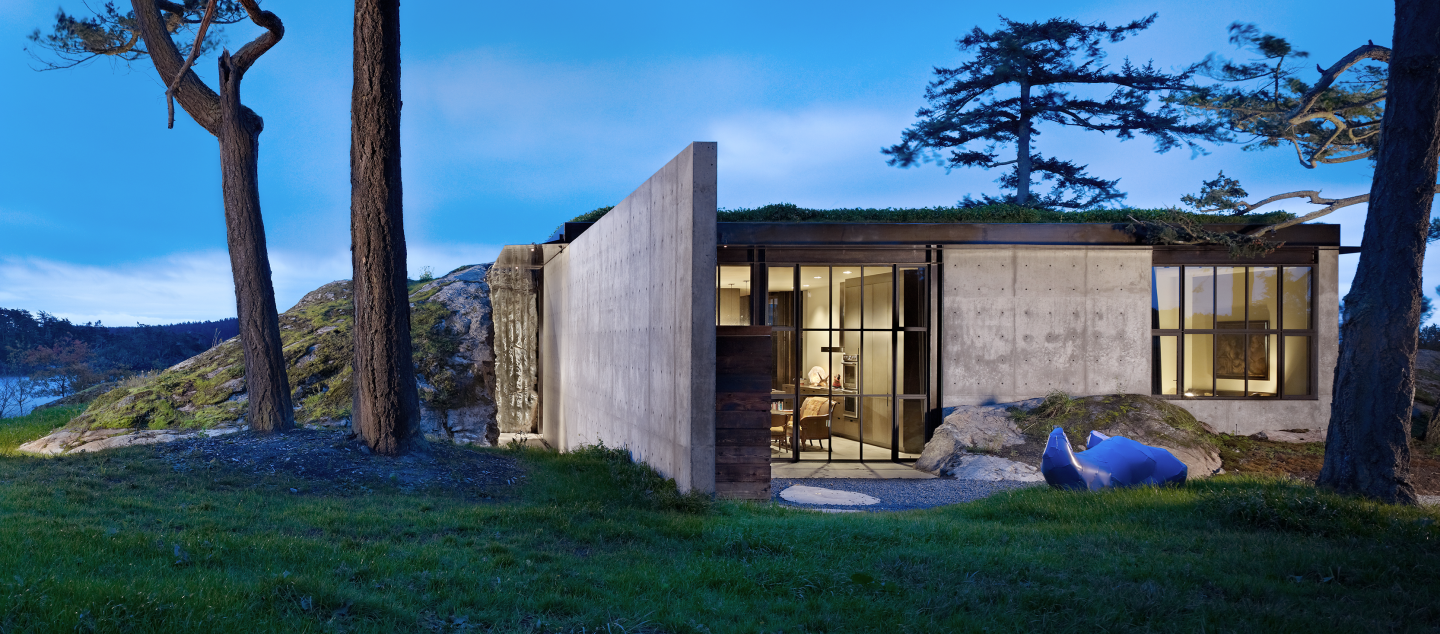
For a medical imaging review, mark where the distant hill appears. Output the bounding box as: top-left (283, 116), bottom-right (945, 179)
top-left (0, 307), bottom-right (238, 375)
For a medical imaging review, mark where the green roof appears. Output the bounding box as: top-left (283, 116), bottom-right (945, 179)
top-left (568, 203), bottom-right (1296, 226)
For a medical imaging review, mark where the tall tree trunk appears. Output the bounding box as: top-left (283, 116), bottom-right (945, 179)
top-left (131, 0), bottom-right (292, 434)
top-left (1015, 81), bottom-right (1032, 206)
top-left (351, 0), bottom-right (421, 455)
top-left (1318, 0), bottom-right (1440, 504)
top-left (217, 50), bottom-right (293, 433)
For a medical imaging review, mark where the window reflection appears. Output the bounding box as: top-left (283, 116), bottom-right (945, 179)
top-left (1185, 267), bottom-right (1214, 329)
top-left (1285, 336), bottom-right (1311, 395)
top-left (716, 266), bottom-right (751, 325)
top-left (1249, 267), bottom-right (1278, 328)
top-left (1153, 336), bottom-right (1178, 395)
top-left (1183, 334), bottom-right (1214, 397)
top-left (1283, 267), bottom-right (1312, 329)
top-left (767, 266), bottom-right (794, 327)
top-left (800, 266), bottom-right (829, 329)
top-left (1153, 267), bottom-right (1180, 329)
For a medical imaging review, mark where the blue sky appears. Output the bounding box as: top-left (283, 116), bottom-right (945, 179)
top-left (0, 0), bottom-right (1407, 324)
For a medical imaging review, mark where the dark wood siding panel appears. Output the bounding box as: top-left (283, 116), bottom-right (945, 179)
top-left (715, 326), bottom-right (773, 500)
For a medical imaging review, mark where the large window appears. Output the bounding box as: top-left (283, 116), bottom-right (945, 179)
top-left (720, 263), bottom-right (930, 462)
top-left (1152, 265), bottom-right (1314, 398)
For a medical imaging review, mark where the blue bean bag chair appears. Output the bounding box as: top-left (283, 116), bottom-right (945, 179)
top-left (1040, 428), bottom-right (1188, 490)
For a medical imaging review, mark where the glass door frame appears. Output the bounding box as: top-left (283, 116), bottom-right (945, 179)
top-left (756, 262), bottom-right (931, 463)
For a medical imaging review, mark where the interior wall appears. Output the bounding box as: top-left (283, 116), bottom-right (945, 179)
top-left (540, 142), bottom-right (718, 493)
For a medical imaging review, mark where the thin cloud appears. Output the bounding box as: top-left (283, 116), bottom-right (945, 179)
top-left (0, 244), bottom-right (503, 325)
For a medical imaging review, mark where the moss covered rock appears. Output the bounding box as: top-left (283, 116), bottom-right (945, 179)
top-left (917, 393), bottom-right (1223, 478)
top-left (44, 265), bottom-right (501, 449)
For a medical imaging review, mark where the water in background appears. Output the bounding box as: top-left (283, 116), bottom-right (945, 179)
top-left (0, 377), bottom-right (60, 418)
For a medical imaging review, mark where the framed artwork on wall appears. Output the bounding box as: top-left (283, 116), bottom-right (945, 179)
top-left (1216, 321), bottom-right (1270, 380)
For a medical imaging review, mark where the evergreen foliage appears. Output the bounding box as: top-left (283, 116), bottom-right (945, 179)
top-left (0, 308), bottom-right (238, 376)
top-left (884, 15), bottom-right (1225, 208)
top-left (1181, 171), bottom-right (1251, 214)
top-left (1175, 23), bottom-right (1386, 169)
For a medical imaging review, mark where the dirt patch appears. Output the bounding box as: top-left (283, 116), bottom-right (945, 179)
top-left (1217, 435), bottom-right (1440, 495)
top-left (149, 428), bottom-right (526, 496)
top-left (1411, 455), bottom-right (1440, 495)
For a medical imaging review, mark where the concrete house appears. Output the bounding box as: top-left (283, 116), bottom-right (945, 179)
top-left (492, 143), bottom-right (1343, 500)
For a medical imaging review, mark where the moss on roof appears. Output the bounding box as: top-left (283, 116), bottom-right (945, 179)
top-left (568, 202), bottom-right (1295, 226)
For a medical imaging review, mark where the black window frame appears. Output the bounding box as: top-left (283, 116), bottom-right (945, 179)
top-left (1151, 264), bottom-right (1318, 400)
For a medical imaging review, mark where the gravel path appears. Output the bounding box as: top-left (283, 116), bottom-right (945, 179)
top-left (772, 477), bottom-right (1043, 512)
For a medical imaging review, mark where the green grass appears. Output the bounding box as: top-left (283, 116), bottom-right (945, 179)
top-left (0, 405), bottom-right (85, 456)
top-left (0, 424), bottom-right (1438, 632)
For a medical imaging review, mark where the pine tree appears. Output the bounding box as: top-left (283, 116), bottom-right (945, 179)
top-left (884, 14), bottom-right (1224, 209)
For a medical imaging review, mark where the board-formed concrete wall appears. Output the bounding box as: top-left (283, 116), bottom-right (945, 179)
top-left (941, 245), bottom-right (1339, 436)
top-left (540, 143), bottom-right (718, 493)
top-left (943, 246), bottom-right (1153, 405)
top-left (1171, 248), bottom-right (1339, 436)
top-left (489, 245), bottom-right (541, 434)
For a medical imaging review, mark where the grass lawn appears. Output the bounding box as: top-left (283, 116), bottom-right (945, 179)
top-left (1, 410), bottom-right (1439, 633)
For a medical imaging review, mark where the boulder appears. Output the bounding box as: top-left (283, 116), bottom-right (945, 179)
top-left (412, 264), bottom-right (500, 446)
top-left (913, 399), bottom-right (1039, 475)
top-left (1251, 429), bottom-right (1326, 443)
top-left (940, 454), bottom-right (1043, 482)
top-left (914, 394), bottom-right (1224, 479)
top-left (19, 264), bottom-right (504, 455)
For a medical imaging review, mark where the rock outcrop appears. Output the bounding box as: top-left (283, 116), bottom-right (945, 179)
top-left (21, 265), bottom-right (504, 454)
top-left (915, 394), bottom-right (1224, 479)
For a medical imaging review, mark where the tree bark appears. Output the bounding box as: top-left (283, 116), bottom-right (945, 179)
top-left (1016, 81), bottom-right (1032, 206)
top-left (351, 0), bottom-right (421, 455)
top-left (132, 0), bottom-right (292, 433)
top-left (1318, 0), bottom-right (1440, 504)
top-left (217, 50), bottom-right (293, 433)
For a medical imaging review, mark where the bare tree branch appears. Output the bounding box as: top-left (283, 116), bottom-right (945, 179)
top-left (1283, 44), bottom-right (1391, 124)
top-left (166, 0), bottom-right (219, 130)
top-left (1230, 183), bottom-right (1440, 236)
top-left (228, 0), bottom-right (284, 77)
top-left (1242, 192), bottom-right (1373, 235)
top-left (132, 0), bottom-right (223, 134)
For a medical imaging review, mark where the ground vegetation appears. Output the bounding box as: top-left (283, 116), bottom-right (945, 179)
top-left (0, 421), bottom-right (1435, 631)
top-left (569, 202), bottom-right (1293, 227)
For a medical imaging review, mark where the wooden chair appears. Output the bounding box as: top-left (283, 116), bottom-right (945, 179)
top-left (795, 397), bottom-right (835, 451)
top-left (770, 412), bottom-right (789, 447)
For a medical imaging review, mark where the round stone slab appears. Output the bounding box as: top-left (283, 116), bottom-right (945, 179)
top-left (780, 485), bottom-right (880, 506)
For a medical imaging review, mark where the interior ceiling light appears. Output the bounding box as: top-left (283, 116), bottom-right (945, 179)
top-left (843, 271), bottom-right (852, 274)
top-left (814, 276), bottom-right (822, 279)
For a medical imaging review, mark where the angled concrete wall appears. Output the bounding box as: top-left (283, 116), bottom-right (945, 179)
top-left (940, 245), bottom-right (1338, 436)
top-left (942, 246), bottom-right (1153, 405)
top-left (540, 143), bottom-right (718, 493)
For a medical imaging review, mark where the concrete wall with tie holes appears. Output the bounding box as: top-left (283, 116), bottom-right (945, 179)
top-left (540, 143), bottom-right (718, 493)
top-left (941, 245), bottom-right (1337, 436)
